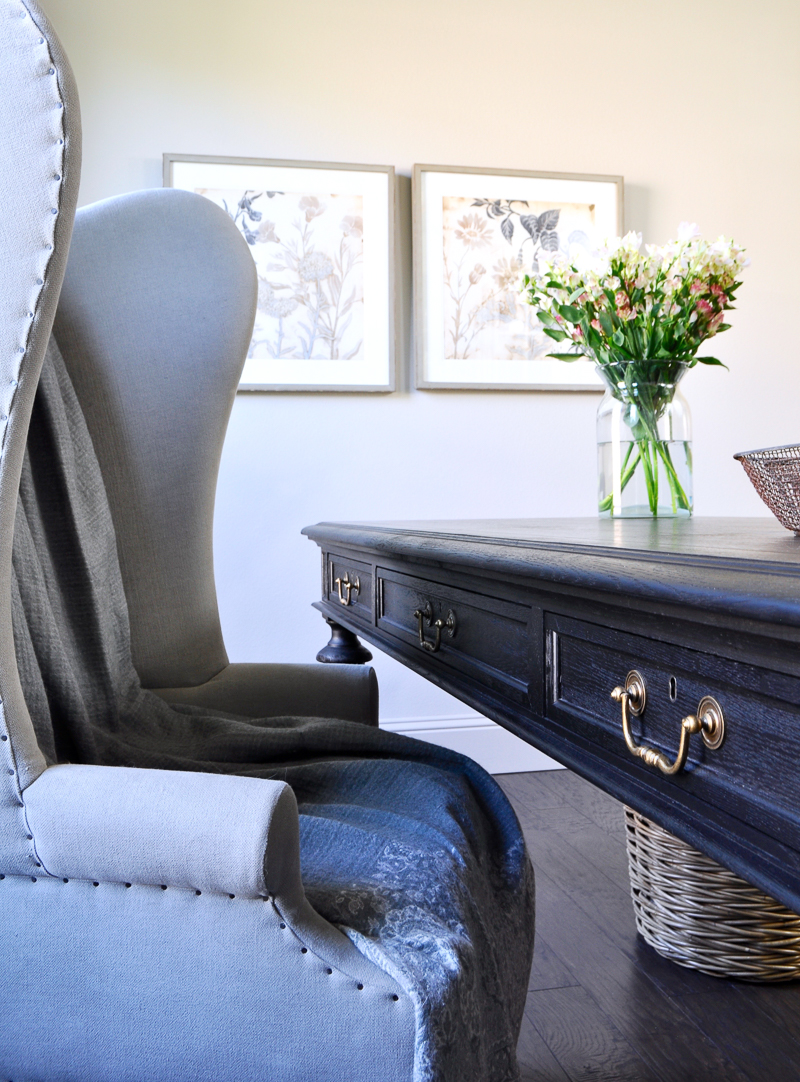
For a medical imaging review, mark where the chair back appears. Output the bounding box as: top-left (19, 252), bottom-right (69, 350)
top-left (53, 189), bottom-right (257, 688)
top-left (0, 0), bottom-right (81, 868)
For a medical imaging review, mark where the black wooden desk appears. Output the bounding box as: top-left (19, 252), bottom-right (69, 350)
top-left (302, 518), bottom-right (800, 912)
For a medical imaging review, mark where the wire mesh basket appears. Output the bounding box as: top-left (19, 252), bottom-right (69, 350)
top-left (734, 443), bottom-right (800, 534)
top-left (624, 807), bottom-right (800, 981)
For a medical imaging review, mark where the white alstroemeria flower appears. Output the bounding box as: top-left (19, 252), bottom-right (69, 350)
top-left (537, 248), bottom-right (563, 275)
top-left (620, 230), bottom-right (643, 252)
top-left (709, 236), bottom-right (737, 261)
top-left (568, 244), bottom-right (609, 279)
top-left (677, 222), bottom-right (701, 242)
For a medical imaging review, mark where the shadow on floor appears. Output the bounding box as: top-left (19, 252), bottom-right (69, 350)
top-left (497, 770), bottom-right (800, 1082)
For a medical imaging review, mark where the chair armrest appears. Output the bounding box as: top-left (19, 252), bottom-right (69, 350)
top-left (22, 764), bottom-right (302, 902)
top-left (151, 662), bottom-right (379, 726)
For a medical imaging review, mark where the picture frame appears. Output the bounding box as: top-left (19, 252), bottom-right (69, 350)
top-left (165, 154), bottom-right (396, 392)
top-left (413, 164), bottom-right (624, 391)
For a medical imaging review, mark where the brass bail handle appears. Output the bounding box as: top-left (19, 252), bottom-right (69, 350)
top-left (335, 572), bottom-right (360, 607)
top-left (610, 670), bottom-right (725, 776)
top-left (413, 602), bottom-right (456, 653)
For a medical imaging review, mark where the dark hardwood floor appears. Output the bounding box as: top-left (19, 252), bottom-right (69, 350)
top-left (496, 769), bottom-right (800, 1082)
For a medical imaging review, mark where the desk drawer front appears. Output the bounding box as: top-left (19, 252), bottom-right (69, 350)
top-left (546, 613), bottom-right (800, 847)
top-left (325, 554), bottom-right (373, 624)
top-left (377, 569), bottom-right (531, 702)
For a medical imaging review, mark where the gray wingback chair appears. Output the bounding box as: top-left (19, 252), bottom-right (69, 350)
top-left (0, 2), bottom-right (410, 1077)
top-left (52, 160), bottom-right (378, 728)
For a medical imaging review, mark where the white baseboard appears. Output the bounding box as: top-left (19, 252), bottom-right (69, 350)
top-left (380, 714), bottom-right (563, 776)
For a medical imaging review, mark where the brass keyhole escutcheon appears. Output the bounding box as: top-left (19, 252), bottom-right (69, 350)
top-left (611, 671), bottom-right (725, 776)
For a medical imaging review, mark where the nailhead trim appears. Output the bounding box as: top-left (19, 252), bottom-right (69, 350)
top-left (0, 873), bottom-right (392, 996)
top-left (1, 0), bottom-right (70, 874)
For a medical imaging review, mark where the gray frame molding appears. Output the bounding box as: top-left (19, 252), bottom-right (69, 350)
top-left (412, 163), bottom-right (624, 392)
top-left (163, 153), bottom-right (397, 393)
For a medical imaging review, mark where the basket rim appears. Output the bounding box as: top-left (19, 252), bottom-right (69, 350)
top-left (733, 443), bottom-right (800, 461)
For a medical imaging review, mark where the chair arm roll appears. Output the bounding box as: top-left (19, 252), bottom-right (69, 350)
top-left (152, 662), bottom-right (379, 726)
top-left (22, 763), bottom-right (302, 901)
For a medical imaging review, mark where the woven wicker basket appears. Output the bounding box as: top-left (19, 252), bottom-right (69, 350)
top-left (734, 444), bottom-right (800, 533)
top-left (624, 807), bottom-right (800, 981)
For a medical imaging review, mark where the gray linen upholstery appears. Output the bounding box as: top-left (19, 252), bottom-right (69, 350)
top-left (24, 763), bottom-right (301, 898)
top-left (154, 661), bottom-right (380, 725)
top-left (53, 188), bottom-right (255, 689)
top-left (53, 188), bottom-right (377, 724)
top-left (2, 876), bottom-right (417, 1082)
top-left (0, 0), bottom-right (80, 862)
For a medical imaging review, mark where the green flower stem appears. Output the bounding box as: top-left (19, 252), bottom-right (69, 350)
top-left (598, 443), bottom-right (641, 513)
top-left (655, 440), bottom-right (691, 511)
top-left (599, 437), bottom-right (690, 516)
top-left (639, 439), bottom-right (658, 514)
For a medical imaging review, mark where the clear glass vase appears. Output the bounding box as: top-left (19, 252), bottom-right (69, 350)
top-left (597, 365), bottom-right (692, 518)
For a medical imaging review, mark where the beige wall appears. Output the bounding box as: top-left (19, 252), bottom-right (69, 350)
top-left (39, 0), bottom-right (800, 732)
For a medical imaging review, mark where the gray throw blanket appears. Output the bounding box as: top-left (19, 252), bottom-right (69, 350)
top-left (12, 339), bottom-right (535, 1082)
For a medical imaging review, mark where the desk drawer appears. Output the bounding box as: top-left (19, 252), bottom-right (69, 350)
top-left (377, 568), bottom-right (531, 703)
top-left (325, 554), bottom-right (373, 625)
top-left (546, 612), bottom-right (800, 849)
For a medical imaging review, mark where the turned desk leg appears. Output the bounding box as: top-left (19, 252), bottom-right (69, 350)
top-left (316, 616), bottom-right (373, 664)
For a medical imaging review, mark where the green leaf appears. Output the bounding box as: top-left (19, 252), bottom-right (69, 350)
top-left (542, 327), bottom-right (568, 342)
top-left (586, 326), bottom-right (603, 352)
top-left (612, 329), bottom-right (625, 347)
top-left (536, 309), bottom-right (559, 327)
top-left (696, 356), bottom-right (729, 368)
top-left (557, 304), bottom-right (584, 324)
top-left (547, 351), bottom-right (587, 362)
top-left (599, 310), bottom-right (614, 336)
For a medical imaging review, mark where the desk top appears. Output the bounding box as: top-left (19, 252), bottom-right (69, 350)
top-left (307, 516), bottom-right (800, 564)
top-left (302, 517), bottom-right (800, 629)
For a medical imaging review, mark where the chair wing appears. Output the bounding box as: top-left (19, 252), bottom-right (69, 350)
top-left (53, 188), bottom-right (257, 688)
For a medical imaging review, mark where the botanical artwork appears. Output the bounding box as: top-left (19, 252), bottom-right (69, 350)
top-left (441, 196), bottom-right (597, 361)
top-left (198, 187), bottom-right (364, 362)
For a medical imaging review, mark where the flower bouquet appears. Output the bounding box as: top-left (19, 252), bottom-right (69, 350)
top-left (523, 224), bottom-right (747, 517)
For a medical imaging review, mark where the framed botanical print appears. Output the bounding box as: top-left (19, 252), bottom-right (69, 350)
top-left (165, 154), bottom-right (396, 391)
top-left (413, 164), bottom-right (623, 390)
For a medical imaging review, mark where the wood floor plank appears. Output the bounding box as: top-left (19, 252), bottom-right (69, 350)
top-left (507, 769), bottom-right (800, 1080)
top-left (527, 930), bottom-right (580, 992)
top-left (532, 870), bottom-right (753, 1082)
top-left (518, 802), bottom-right (599, 836)
top-left (522, 819), bottom-right (726, 998)
top-left (733, 982), bottom-right (800, 1044)
top-left (496, 770), bottom-right (571, 813)
top-left (673, 989), bottom-right (800, 1082)
top-left (546, 814), bottom-right (632, 895)
top-left (506, 773), bottom-right (740, 997)
top-left (535, 769), bottom-right (627, 837)
top-left (517, 1006), bottom-right (572, 1082)
top-left (525, 985), bottom-right (660, 1082)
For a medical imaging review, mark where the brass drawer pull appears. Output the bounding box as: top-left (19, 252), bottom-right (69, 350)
top-left (413, 602), bottom-right (456, 653)
top-left (334, 572), bottom-right (360, 606)
top-left (611, 670), bottom-right (725, 776)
